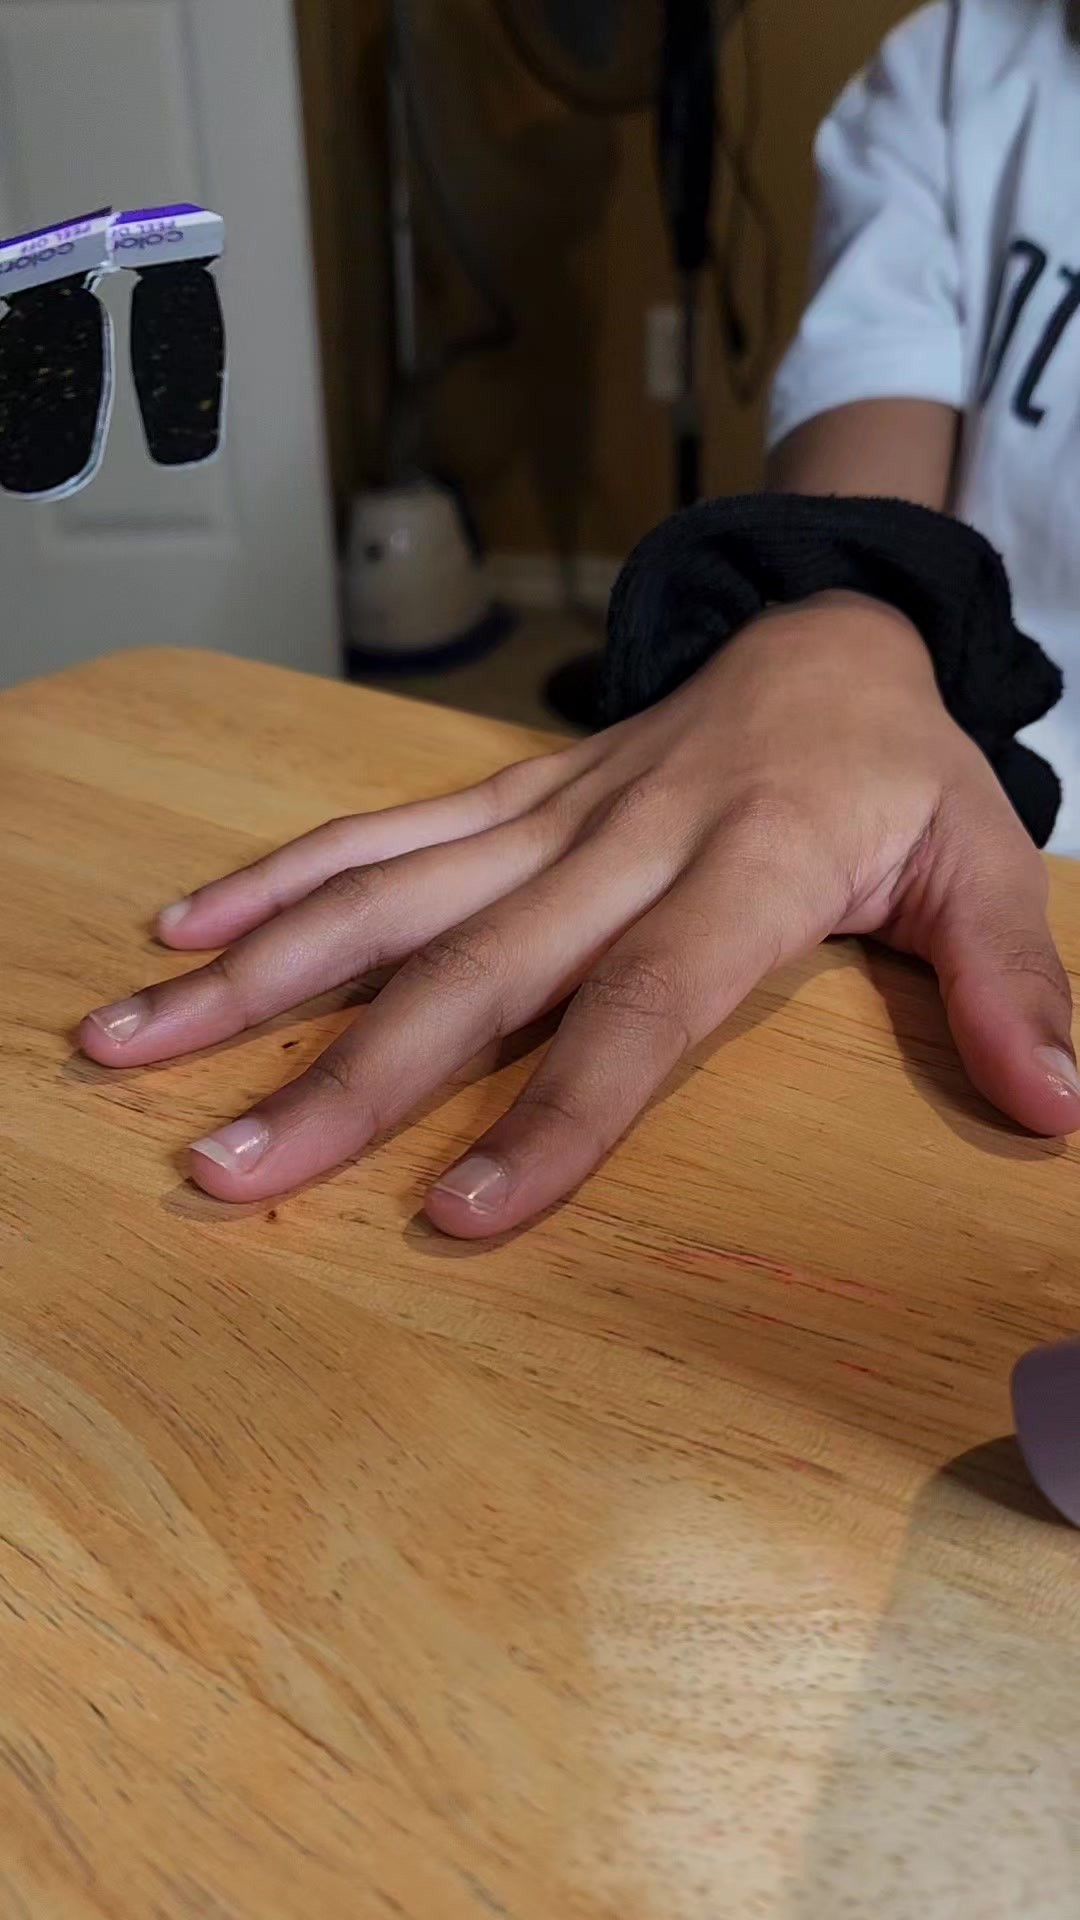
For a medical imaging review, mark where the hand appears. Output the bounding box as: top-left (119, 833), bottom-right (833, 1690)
top-left (79, 593), bottom-right (1080, 1236)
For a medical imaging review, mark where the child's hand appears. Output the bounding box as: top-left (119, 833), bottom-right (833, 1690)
top-left (80, 593), bottom-right (1079, 1236)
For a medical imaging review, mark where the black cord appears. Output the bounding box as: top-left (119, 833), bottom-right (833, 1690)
top-left (387, 0), bottom-right (516, 476)
top-left (389, 0), bottom-right (779, 487)
top-left (492, 0), bottom-right (656, 113)
top-left (711, 0), bottom-right (780, 405)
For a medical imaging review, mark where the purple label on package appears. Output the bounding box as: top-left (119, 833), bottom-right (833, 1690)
top-left (0, 201), bottom-right (224, 304)
top-left (114, 204), bottom-right (202, 224)
top-left (0, 207), bottom-right (112, 294)
top-left (4, 207), bottom-right (110, 248)
top-left (111, 203), bottom-right (224, 263)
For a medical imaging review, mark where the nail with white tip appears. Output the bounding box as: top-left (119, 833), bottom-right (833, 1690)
top-left (157, 900), bottom-right (191, 935)
top-left (1035, 1045), bottom-right (1080, 1101)
top-left (191, 1117), bottom-right (271, 1175)
top-left (433, 1155), bottom-right (507, 1212)
top-left (86, 996), bottom-right (147, 1044)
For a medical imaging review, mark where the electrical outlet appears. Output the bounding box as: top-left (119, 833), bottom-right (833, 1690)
top-left (645, 303), bottom-right (684, 403)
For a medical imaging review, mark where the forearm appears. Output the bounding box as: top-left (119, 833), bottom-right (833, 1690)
top-left (765, 399), bottom-right (960, 511)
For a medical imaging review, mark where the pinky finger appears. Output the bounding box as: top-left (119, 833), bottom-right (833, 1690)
top-left (156, 752), bottom-right (574, 950)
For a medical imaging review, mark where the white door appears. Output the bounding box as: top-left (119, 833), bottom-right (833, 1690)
top-left (0, 0), bottom-right (341, 684)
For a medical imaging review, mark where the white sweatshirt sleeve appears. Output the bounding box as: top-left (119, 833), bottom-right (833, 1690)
top-left (768, 2), bottom-right (966, 450)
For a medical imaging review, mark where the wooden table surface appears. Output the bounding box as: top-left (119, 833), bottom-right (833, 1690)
top-left (2, 647), bottom-right (1080, 1920)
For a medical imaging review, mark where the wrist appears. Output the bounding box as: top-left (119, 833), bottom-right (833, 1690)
top-left (745, 588), bottom-right (937, 686)
top-left (792, 587), bottom-right (927, 645)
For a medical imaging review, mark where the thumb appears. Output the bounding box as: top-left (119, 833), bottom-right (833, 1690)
top-left (922, 805), bottom-right (1080, 1136)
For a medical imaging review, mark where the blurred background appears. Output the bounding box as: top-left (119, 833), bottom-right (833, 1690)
top-left (0, 0), bottom-right (912, 725)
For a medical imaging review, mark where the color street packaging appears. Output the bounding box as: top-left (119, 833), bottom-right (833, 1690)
top-left (0, 202), bottom-right (226, 501)
top-left (0, 208), bottom-right (114, 501)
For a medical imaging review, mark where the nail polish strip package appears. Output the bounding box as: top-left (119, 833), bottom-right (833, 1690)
top-left (117, 204), bottom-right (226, 469)
top-left (0, 209), bottom-right (115, 501)
top-left (0, 201), bottom-right (226, 501)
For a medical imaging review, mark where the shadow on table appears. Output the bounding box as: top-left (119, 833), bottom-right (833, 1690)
top-left (944, 1434), bottom-right (1070, 1527)
top-left (865, 946), bottom-right (1068, 1163)
top-left (66, 935), bottom-right (1068, 1248)
top-left (783, 1436), bottom-right (1080, 1920)
top-left (402, 957), bottom-right (827, 1258)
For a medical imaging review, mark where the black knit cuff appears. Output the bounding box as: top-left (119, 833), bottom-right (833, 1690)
top-left (602, 493), bottom-right (1063, 847)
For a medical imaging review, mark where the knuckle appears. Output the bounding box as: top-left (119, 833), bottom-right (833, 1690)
top-left (594, 775), bottom-right (666, 839)
top-left (316, 861), bottom-right (389, 913)
top-left (484, 753), bottom-right (560, 818)
top-left (322, 814), bottom-right (361, 847)
top-left (305, 815), bottom-right (366, 871)
top-left (997, 936), bottom-right (1072, 1008)
top-left (515, 1078), bottom-right (592, 1134)
top-left (576, 953), bottom-right (691, 1052)
top-left (518, 766), bottom-right (600, 854)
top-left (478, 762), bottom-right (525, 823)
top-left (200, 944), bottom-right (253, 1020)
top-left (720, 783), bottom-right (808, 852)
top-left (304, 1046), bottom-right (365, 1104)
top-left (407, 920), bottom-right (509, 997)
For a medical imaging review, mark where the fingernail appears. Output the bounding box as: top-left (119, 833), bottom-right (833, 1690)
top-left (157, 899), bottom-right (191, 934)
top-left (433, 1154), bottom-right (508, 1213)
top-left (1035, 1045), bottom-right (1080, 1101)
top-left (190, 1117), bottom-right (271, 1175)
top-left (85, 996), bottom-right (148, 1044)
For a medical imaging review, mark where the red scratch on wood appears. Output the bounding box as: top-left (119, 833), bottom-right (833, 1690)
top-left (836, 1360), bottom-right (888, 1382)
top-left (778, 1454), bottom-right (838, 1482)
top-left (659, 1242), bottom-right (798, 1282)
top-left (658, 1240), bottom-right (890, 1302)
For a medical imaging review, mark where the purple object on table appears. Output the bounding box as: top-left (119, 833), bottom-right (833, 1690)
top-left (1011, 1338), bottom-right (1080, 1526)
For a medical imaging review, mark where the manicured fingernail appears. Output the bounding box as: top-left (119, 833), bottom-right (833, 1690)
top-left (1035, 1045), bottom-right (1080, 1101)
top-left (433, 1154), bottom-right (508, 1212)
top-left (157, 900), bottom-right (191, 934)
top-left (190, 1117), bottom-right (271, 1175)
top-left (86, 996), bottom-right (148, 1044)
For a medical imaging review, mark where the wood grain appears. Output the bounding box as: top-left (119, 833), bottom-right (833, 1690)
top-left (2, 647), bottom-right (1080, 1920)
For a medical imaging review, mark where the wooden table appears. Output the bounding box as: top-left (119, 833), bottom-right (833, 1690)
top-left (3, 648), bottom-right (1080, 1920)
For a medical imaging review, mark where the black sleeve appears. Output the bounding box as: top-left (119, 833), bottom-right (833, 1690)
top-left (602, 492), bottom-right (1063, 847)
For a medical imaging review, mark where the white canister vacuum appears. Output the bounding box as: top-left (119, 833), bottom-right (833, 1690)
top-left (344, 6), bottom-right (513, 675)
top-left (344, 478), bottom-right (509, 672)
